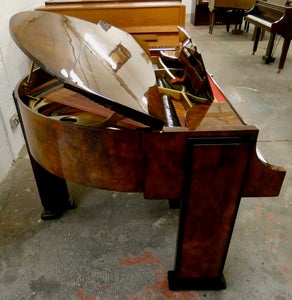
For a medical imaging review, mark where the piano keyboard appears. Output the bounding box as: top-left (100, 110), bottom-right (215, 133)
top-left (245, 15), bottom-right (272, 30)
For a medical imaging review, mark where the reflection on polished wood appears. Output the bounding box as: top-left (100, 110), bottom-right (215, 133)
top-left (11, 11), bottom-right (285, 291)
top-left (10, 11), bottom-right (165, 128)
top-left (36, 1), bottom-right (186, 48)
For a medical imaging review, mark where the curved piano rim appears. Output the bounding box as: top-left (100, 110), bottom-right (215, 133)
top-left (14, 69), bottom-right (146, 192)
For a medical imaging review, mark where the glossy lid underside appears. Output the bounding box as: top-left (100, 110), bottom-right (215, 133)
top-left (10, 11), bottom-right (165, 129)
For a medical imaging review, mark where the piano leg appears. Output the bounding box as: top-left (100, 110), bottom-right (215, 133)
top-left (13, 92), bottom-right (73, 220)
top-left (253, 26), bottom-right (262, 55)
top-left (226, 10), bottom-right (231, 32)
top-left (263, 32), bottom-right (276, 64)
top-left (245, 20), bottom-right (249, 33)
top-left (168, 136), bottom-right (254, 290)
top-left (278, 36), bottom-right (291, 72)
top-left (209, 11), bottom-right (216, 34)
top-left (29, 155), bottom-right (74, 220)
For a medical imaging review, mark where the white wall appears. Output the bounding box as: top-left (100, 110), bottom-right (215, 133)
top-left (182, 0), bottom-right (200, 23)
top-left (182, 0), bottom-right (193, 15)
top-left (0, 0), bottom-right (44, 183)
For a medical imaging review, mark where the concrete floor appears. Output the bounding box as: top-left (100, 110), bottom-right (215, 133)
top-left (0, 22), bottom-right (291, 300)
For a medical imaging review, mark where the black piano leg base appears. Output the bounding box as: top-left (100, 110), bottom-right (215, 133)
top-left (168, 199), bottom-right (181, 209)
top-left (263, 55), bottom-right (275, 64)
top-left (168, 271), bottom-right (227, 291)
top-left (66, 195), bottom-right (75, 210)
top-left (41, 209), bottom-right (63, 220)
top-left (41, 196), bottom-right (75, 220)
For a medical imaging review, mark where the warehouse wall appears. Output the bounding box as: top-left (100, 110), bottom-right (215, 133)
top-left (183, 0), bottom-right (193, 16)
top-left (0, 0), bottom-right (44, 182)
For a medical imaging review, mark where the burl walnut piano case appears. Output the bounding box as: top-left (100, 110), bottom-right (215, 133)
top-left (10, 11), bottom-right (285, 290)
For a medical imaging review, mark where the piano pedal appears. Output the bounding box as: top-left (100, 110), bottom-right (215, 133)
top-left (263, 55), bottom-right (276, 64)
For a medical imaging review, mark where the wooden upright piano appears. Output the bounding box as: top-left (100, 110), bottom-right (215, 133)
top-left (10, 11), bottom-right (285, 291)
top-left (208, 0), bottom-right (255, 34)
top-left (245, 0), bottom-right (292, 71)
top-left (35, 0), bottom-right (185, 48)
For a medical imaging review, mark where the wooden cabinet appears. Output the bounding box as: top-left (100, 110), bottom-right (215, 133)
top-left (36, 1), bottom-right (186, 48)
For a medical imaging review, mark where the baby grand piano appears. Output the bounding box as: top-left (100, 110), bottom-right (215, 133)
top-left (10, 11), bottom-right (285, 291)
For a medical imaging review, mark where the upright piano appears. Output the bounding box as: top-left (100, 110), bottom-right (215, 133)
top-left (35, 0), bottom-right (185, 48)
top-left (208, 0), bottom-right (255, 34)
top-left (10, 11), bottom-right (285, 291)
top-left (245, 0), bottom-right (292, 71)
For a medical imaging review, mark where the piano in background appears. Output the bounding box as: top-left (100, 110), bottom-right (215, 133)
top-left (208, 0), bottom-right (255, 34)
top-left (45, 0), bottom-right (178, 3)
top-left (10, 11), bottom-right (285, 291)
top-left (36, 0), bottom-right (185, 48)
top-left (245, 0), bottom-right (292, 72)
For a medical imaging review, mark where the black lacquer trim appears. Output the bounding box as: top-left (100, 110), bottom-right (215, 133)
top-left (168, 271), bottom-right (227, 291)
top-left (41, 196), bottom-right (74, 220)
top-left (168, 199), bottom-right (181, 209)
top-left (262, 55), bottom-right (276, 64)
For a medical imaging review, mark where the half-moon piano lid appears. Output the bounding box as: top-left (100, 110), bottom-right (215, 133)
top-left (9, 11), bottom-right (165, 129)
